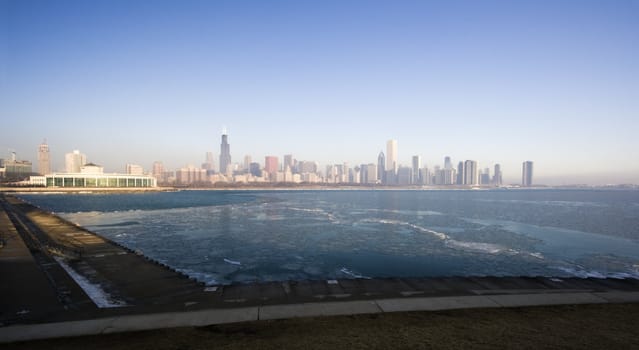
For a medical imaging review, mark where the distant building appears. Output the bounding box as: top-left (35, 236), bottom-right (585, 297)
top-left (493, 164), bottom-right (503, 186)
top-left (249, 162), bottom-right (262, 177)
top-left (412, 155), bottom-right (421, 184)
top-left (176, 165), bottom-right (207, 185)
top-left (38, 140), bottom-right (51, 175)
top-left (265, 156), bottom-right (278, 181)
top-left (463, 160), bottom-right (478, 185)
top-left (456, 161), bottom-right (464, 185)
top-left (377, 151), bottom-right (386, 184)
top-left (397, 166), bottom-right (412, 185)
top-left (81, 163), bottom-right (104, 174)
top-left (202, 152), bottom-right (214, 171)
top-left (298, 161), bottom-right (318, 174)
top-left (444, 156), bottom-right (452, 170)
top-left (522, 161), bottom-right (534, 187)
top-left (1, 152), bottom-right (33, 180)
top-left (219, 130), bottom-right (231, 174)
top-left (439, 168), bottom-right (456, 185)
top-left (243, 155), bottom-right (252, 173)
top-left (386, 140), bottom-right (398, 175)
top-left (65, 150), bottom-right (87, 173)
top-left (420, 167), bottom-right (431, 185)
top-left (152, 161), bottom-right (164, 180)
top-left (284, 154), bottom-right (293, 172)
top-left (361, 163), bottom-right (377, 184)
top-left (44, 173), bottom-right (156, 188)
top-left (480, 168), bottom-right (491, 185)
top-left (126, 164), bottom-right (144, 175)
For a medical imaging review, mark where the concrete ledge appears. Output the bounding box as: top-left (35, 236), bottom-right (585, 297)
top-left (0, 307), bottom-right (259, 343)
top-left (376, 295), bottom-right (500, 312)
top-left (594, 291), bottom-right (639, 303)
top-left (260, 300), bottom-right (381, 320)
top-left (103, 307), bottom-right (259, 334)
top-left (488, 293), bottom-right (608, 307)
top-left (1, 291), bottom-right (636, 344)
top-left (0, 318), bottom-right (117, 343)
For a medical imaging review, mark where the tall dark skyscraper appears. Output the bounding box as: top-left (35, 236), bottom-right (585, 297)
top-left (493, 164), bottom-right (503, 186)
top-left (456, 161), bottom-right (464, 185)
top-left (522, 161), bottom-right (533, 187)
top-left (219, 129), bottom-right (231, 174)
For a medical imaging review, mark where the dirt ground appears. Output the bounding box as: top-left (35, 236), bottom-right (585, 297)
top-left (6, 303), bottom-right (639, 350)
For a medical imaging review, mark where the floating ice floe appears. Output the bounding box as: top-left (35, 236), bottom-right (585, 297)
top-left (224, 258), bottom-right (242, 266)
top-left (339, 267), bottom-right (371, 279)
top-left (445, 240), bottom-right (504, 254)
top-left (528, 252), bottom-right (544, 259)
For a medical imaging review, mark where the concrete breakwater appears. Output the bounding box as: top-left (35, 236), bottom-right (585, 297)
top-left (2, 193), bottom-right (639, 342)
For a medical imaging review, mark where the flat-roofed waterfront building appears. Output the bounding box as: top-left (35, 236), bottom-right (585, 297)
top-left (44, 171), bottom-right (156, 188)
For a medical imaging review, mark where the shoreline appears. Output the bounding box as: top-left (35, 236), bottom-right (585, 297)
top-left (2, 193), bottom-right (639, 345)
top-left (2, 184), bottom-right (636, 194)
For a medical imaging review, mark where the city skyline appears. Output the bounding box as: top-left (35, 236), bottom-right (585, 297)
top-left (2, 1), bottom-right (638, 185)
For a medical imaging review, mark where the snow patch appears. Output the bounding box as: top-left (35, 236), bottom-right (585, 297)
top-left (54, 257), bottom-right (127, 308)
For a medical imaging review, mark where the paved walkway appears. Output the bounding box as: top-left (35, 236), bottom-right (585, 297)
top-left (2, 290), bottom-right (639, 343)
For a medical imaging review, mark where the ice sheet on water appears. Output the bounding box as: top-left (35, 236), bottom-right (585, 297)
top-left (551, 266), bottom-right (639, 279)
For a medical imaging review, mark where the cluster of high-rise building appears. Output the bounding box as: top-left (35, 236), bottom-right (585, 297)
top-left (0, 134), bottom-right (534, 188)
top-left (0, 141), bottom-right (155, 188)
top-left (149, 132), bottom-right (534, 188)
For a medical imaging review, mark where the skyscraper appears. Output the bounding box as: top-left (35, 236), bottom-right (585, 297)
top-left (284, 154), bottom-right (293, 172)
top-left (386, 140), bottom-right (397, 174)
top-left (265, 156), bottom-right (278, 181)
top-left (37, 140), bottom-right (51, 175)
top-left (463, 160), bottom-right (478, 185)
top-left (377, 151), bottom-right (385, 184)
top-left (243, 155), bottom-right (252, 172)
top-left (456, 161), bottom-right (464, 185)
top-left (152, 161), bottom-right (164, 180)
top-left (522, 161), bottom-right (533, 187)
top-left (202, 152), bottom-right (214, 171)
top-left (219, 130), bottom-right (231, 174)
top-left (444, 156), bottom-right (452, 170)
top-left (65, 150), bottom-right (86, 173)
top-left (493, 164), bottom-right (502, 186)
top-left (412, 155), bottom-right (421, 184)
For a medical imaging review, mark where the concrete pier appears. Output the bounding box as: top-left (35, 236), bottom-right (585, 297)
top-left (2, 194), bottom-right (639, 343)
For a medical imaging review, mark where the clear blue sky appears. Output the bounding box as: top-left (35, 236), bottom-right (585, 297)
top-left (1, 0), bottom-right (638, 184)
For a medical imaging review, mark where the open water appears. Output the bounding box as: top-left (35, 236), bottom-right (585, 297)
top-left (19, 189), bottom-right (639, 285)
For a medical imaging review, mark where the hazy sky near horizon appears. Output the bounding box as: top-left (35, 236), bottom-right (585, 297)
top-left (1, 0), bottom-right (638, 184)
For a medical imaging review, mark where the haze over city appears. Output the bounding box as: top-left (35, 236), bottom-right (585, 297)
top-left (1, 0), bottom-right (638, 185)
